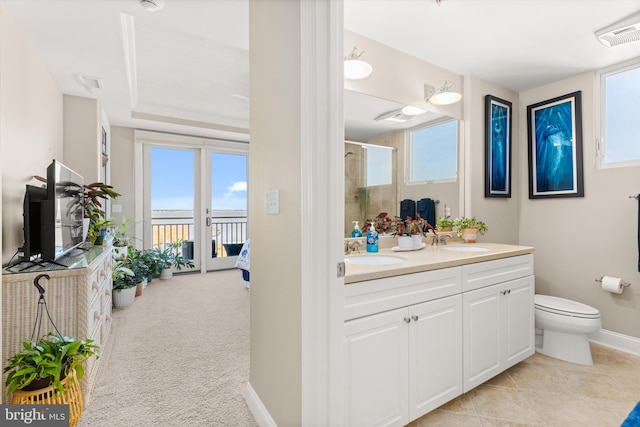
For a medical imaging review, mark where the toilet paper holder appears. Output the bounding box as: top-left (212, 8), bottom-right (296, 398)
top-left (595, 277), bottom-right (631, 287)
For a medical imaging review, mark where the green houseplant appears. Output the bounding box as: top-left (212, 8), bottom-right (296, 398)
top-left (4, 333), bottom-right (98, 395)
top-left (436, 216), bottom-right (455, 231)
top-left (83, 182), bottom-right (120, 245)
top-left (452, 216), bottom-right (488, 242)
top-left (155, 239), bottom-right (195, 279)
top-left (112, 260), bottom-right (136, 308)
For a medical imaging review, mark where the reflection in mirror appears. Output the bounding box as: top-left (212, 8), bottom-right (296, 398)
top-left (344, 90), bottom-right (462, 237)
top-left (344, 141), bottom-right (397, 237)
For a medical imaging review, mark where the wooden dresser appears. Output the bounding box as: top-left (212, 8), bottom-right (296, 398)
top-left (2, 247), bottom-right (113, 404)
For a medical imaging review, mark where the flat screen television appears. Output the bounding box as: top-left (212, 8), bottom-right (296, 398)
top-left (21, 184), bottom-right (48, 262)
top-left (40, 160), bottom-right (85, 262)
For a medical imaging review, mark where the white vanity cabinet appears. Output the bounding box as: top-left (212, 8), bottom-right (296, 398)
top-left (344, 268), bottom-right (462, 427)
top-left (344, 252), bottom-right (534, 426)
top-left (461, 255), bottom-right (535, 392)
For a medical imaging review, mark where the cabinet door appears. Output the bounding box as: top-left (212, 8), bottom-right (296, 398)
top-left (502, 276), bottom-right (535, 369)
top-left (463, 284), bottom-right (501, 392)
top-left (345, 307), bottom-right (409, 427)
top-left (408, 295), bottom-right (462, 421)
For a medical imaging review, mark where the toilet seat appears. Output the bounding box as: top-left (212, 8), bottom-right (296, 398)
top-left (534, 295), bottom-right (600, 319)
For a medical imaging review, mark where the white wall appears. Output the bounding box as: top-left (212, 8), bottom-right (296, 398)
top-left (0, 5), bottom-right (63, 265)
top-left (465, 75), bottom-right (520, 244)
top-left (519, 72), bottom-right (640, 338)
top-left (248, 1), bottom-right (302, 425)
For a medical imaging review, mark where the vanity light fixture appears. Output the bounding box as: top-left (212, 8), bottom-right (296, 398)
top-left (424, 81), bottom-right (462, 106)
top-left (375, 106), bottom-right (426, 123)
top-left (344, 47), bottom-right (373, 80)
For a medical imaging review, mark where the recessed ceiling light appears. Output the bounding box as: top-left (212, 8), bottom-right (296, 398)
top-left (401, 106), bottom-right (427, 116)
top-left (74, 74), bottom-right (103, 92)
top-left (140, 0), bottom-right (164, 12)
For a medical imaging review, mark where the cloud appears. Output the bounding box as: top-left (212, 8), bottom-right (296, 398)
top-left (224, 181), bottom-right (247, 199)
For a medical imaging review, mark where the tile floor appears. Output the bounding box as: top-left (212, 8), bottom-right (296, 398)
top-left (408, 343), bottom-right (639, 427)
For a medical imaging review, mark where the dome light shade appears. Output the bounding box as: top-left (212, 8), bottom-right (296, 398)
top-left (425, 81), bottom-right (462, 105)
top-left (344, 47), bottom-right (372, 80)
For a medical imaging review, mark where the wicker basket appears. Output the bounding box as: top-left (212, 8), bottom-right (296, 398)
top-left (11, 369), bottom-right (83, 427)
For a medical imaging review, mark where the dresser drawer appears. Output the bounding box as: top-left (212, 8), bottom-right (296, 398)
top-left (461, 254), bottom-right (533, 292)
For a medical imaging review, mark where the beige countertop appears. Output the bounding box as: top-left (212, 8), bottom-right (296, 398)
top-left (344, 242), bottom-right (534, 284)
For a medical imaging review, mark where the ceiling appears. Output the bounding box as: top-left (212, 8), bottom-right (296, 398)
top-left (2, 0), bottom-right (639, 142)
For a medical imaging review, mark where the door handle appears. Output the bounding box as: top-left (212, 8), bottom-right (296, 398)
top-left (206, 217), bottom-right (211, 226)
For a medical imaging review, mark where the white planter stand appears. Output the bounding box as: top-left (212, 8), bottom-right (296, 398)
top-left (113, 286), bottom-right (136, 308)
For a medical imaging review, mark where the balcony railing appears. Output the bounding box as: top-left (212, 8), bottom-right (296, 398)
top-left (151, 216), bottom-right (247, 258)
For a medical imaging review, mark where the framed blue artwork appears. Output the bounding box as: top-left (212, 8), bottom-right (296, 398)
top-left (485, 95), bottom-right (512, 198)
top-left (527, 91), bottom-right (584, 199)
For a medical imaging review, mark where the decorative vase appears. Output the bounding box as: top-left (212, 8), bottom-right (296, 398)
top-left (397, 235), bottom-right (413, 249)
top-left (461, 228), bottom-right (479, 243)
top-left (412, 234), bottom-right (423, 248)
top-left (113, 286), bottom-right (136, 308)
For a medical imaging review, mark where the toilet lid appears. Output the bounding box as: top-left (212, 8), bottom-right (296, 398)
top-left (535, 295), bottom-right (600, 319)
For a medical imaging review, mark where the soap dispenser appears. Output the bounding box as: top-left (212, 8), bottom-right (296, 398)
top-left (351, 221), bottom-right (362, 238)
top-left (366, 222), bottom-right (379, 253)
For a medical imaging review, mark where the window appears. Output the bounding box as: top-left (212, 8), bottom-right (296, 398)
top-left (408, 119), bottom-right (458, 183)
top-left (596, 59), bottom-right (640, 168)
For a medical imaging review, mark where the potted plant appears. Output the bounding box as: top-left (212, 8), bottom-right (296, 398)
top-left (112, 260), bottom-right (136, 308)
top-left (111, 217), bottom-right (135, 259)
top-left (392, 215), bottom-right (432, 249)
top-left (141, 248), bottom-right (164, 283)
top-left (452, 216), bottom-right (488, 243)
top-left (436, 216), bottom-right (455, 232)
top-left (4, 332), bottom-right (98, 396)
top-left (126, 247), bottom-right (152, 296)
top-left (83, 182), bottom-right (120, 246)
top-left (156, 239), bottom-right (195, 280)
top-left (363, 212), bottom-right (395, 235)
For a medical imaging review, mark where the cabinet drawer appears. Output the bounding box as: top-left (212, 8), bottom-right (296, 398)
top-left (462, 254), bottom-right (533, 292)
top-left (345, 267), bottom-right (462, 321)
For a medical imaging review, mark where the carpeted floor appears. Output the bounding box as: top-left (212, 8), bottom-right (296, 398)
top-left (77, 269), bottom-right (257, 427)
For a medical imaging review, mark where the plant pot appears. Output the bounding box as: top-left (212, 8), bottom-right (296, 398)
top-left (397, 235), bottom-right (413, 249)
top-left (461, 228), bottom-right (479, 243)
top-left (159, 267), bottom-right (173, 280)
top-left (412, 234), bottom-right (423, 248)
top-left (12, 369), bottom-right (83, 427)
top-left (113, 245), bottom-right (128, 259)
top-left (135, 280), bottom-right (145, 297)
top-left (113, 286), bottom-right (136, 308)
top-left (437, 226), bottom-right (453, 232)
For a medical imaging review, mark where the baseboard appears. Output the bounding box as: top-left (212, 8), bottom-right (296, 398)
top-left (590, 329), bottom-right (640, 356)
top-left (244, 382), bottom-right (277, 427)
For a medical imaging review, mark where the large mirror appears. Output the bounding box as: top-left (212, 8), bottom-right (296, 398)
top-left (344, 89), bottom-right (461, 237)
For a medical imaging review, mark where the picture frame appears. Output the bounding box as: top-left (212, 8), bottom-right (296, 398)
top-left (485, 95), bottom-right (512, 198)
top-left (527, 91), bottom-right (584, 199)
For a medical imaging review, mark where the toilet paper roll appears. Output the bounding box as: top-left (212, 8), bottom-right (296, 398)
top-left (602, 276), bottom-right (624, 294)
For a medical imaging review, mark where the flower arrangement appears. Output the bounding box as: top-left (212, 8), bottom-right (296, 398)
top-left (392, 215), bottom-right (436, 236)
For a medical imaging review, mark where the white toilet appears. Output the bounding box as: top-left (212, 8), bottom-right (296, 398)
top-left (534, 294), bottom-right (602, 365)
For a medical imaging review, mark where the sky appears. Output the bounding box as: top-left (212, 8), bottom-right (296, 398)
top-left (151, 147), bottom-right (247, 211)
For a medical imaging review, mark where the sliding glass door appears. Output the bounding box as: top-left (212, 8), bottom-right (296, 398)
top-left (141, 134), bottom-right (248, 273)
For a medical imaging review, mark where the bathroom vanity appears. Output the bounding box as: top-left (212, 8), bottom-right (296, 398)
top-left (344, 242), bottom-right (534, 426)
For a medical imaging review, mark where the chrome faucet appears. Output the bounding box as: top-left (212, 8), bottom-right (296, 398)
top-left (344, 240), bottom-right (362, 255)
top-left (435, 232), bottom-right (453, 245)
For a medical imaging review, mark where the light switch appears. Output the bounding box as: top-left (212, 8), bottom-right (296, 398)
top-left (266, 190), bottom-right (279, 215)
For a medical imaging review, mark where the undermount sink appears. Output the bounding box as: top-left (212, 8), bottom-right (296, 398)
top-left (344, 255), bottom-right (407, 265)
top-left (440, 245), bottom-right (491, 252)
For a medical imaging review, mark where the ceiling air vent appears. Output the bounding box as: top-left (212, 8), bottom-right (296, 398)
top-left (140, 0), bottom-right (164, 12)
top-left (596, 13), bottom-right (640, 47)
